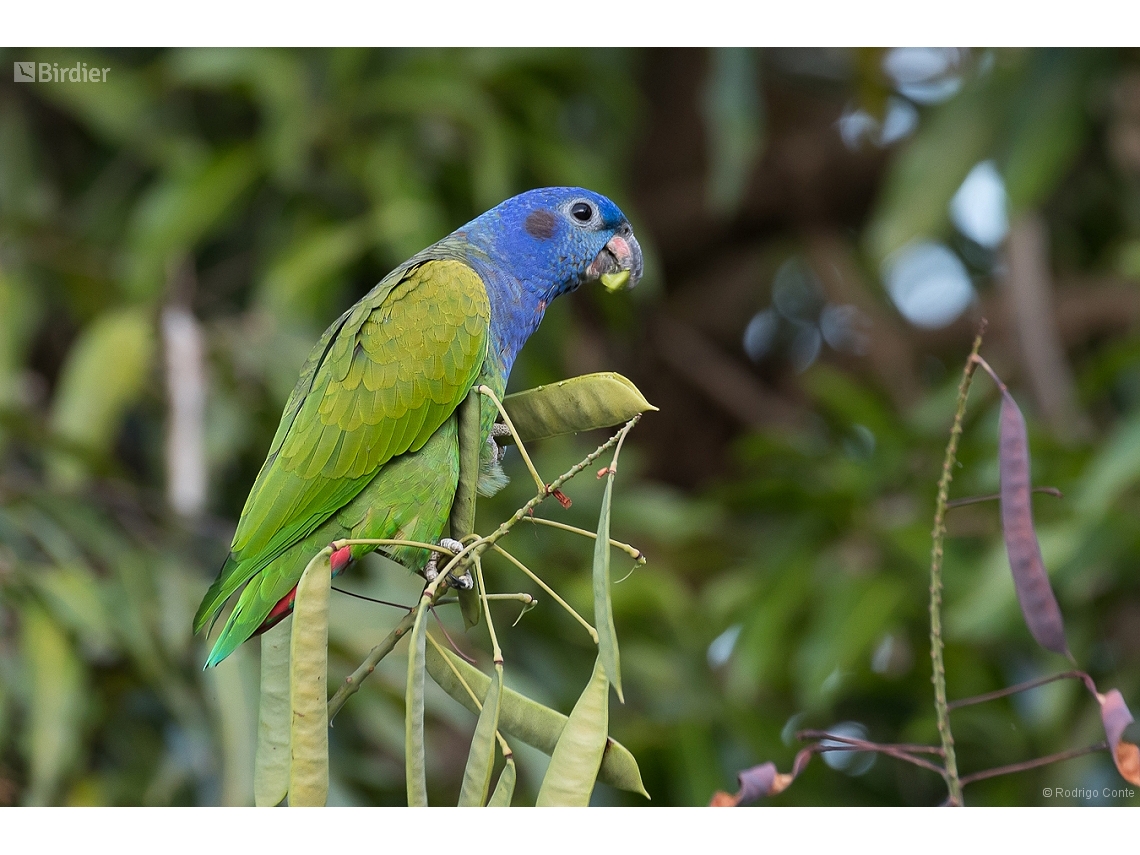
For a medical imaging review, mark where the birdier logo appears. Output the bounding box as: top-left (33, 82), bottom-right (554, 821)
top-left (13, 61), bottom-right (110, 83)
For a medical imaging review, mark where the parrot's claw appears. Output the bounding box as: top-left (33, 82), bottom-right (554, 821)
top-left (488, 423), bottom-right (511, 465)
top-left (423, 538), bottom-right (472, 589)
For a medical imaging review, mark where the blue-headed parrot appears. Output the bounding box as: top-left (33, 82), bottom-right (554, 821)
top-left (195, 187), bottom-right (643, 666)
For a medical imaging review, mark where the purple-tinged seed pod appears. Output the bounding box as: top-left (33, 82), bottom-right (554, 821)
top-left (998, 390), bottom-right (1070, 657)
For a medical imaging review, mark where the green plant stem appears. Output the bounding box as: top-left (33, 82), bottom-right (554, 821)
top-left (522, 516), bottom-right (645, 562)
top-left (328, 553), bottom-right (457, 723)
top-left (425, 632), bottom-right (513, 758)
top-left (474, 416), bottom-right (640, 558)
top-left (929, 325), bottom-right (986, 805)
top-left (327, 605), bottom-right (417, 722)
top-left (492, 544), bottom-right (598, 643)
top-left (436, 593), bottom-right (537, 606)
top-left (325, 418), bottom-right (637, 719)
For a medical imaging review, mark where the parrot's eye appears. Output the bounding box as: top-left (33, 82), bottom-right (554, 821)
top-left (570, 202), bottom-right (593, 223)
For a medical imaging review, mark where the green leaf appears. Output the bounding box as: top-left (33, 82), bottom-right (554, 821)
top-left (22, 603), bottom-right (85, 806)
top-left (594, 468), bottom-right (623, 701)
top-left (701, 47), bottom-right (764, 215)
top-left (124, 145), bottom-right (260, 299)
top-left (424, 641), bottom-right (648, 798)
top-left (536, 655), bottom-right (609, 806)
top-left (288, 548), bottom-right (331, 807)
top-left (257, 219), bottom-right (371, 321)
top-left (30, 49), bottom-right (176, 165)
top-left (457, 664), bottom-right (503, 806)
top-left (255, 619), bottom-right (292, 807)
top-left (47, 306), bottom-right (155, 490)
top-left (1002, 50), bottom-right (1096, 214)
top-left (405, 599), bottom-right (430, 807)
top-left (500, 372), bottom-right (656, 445)
top-left (865, 66), bottom-right (1012, 262)
top-left (28, 563), bottom-right (116, 656)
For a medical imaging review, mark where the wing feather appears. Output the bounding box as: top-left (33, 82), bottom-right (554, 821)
top-left (193, 258), bottom-right (490, 634)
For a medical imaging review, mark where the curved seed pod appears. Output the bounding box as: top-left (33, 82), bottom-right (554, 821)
top-left (425, 642), bottom-right (648, 798)
top-left (998, 390), bottom-right (1070, 657)
top-left (1097, 689), bottom-right (1140, 786)
top-left (255, 619), bottom-right (291, 807)
top-left (594, 469), bottom-right (623, 701)
top-left (500, 372), bottom-right (656, 444)
top-left (458, 664), bottom-right (503, 806)
top-left (536, 655), bottom-right (610, 806)
top-left (288, 548), bottom-right (331, 807)
top-left (405, 600), bottom-right (430, 807)
top-left (487, 755), bottom-right (516, 807)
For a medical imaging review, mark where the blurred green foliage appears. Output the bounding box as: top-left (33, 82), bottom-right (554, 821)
top-left (1, 47), bottom-right (1140, 806)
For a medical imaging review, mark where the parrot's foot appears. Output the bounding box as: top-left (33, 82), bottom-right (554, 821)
top-left (488, 422), bottom-right (512, 465)
top-left (423, 538), bottom-right (473, 589)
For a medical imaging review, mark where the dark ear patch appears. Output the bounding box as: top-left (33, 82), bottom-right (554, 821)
top-left (525, 209), bottom-right (557, 240)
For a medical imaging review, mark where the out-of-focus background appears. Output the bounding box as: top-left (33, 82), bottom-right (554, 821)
top-left (1, 47), bottom-right (1139, 807)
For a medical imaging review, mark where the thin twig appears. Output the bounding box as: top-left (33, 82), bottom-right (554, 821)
top-left (327, 606), bottom-right (416, 723)
top-left (330, 537), bottom-right (455, 556)
top-left (471, 417), bottom-right (640, 562)
top-left (326, 419), bottom-right (637, 719)
top-left (523, 516), bottom-right (645, 563)
top-left (959, 742), bottom-right (1107, 786)
top-left (946, 486), bottom-right (1063, 510)
top-left (928, 323), bottom-right (987, 805)
top-left (474, 554), bottom-right (502, 664)
top-left (436, 593), bottom-right (537, 606)
top-left (331, 587), bottom-right (410, 609)
top-left (796, 733), bottom-right (947, 779)
top-left (327, 553), bottom-right (458, 722)
top-left (492, 544), bottom-right (598, 643)
top-left (795, 730), bottom-right (944, 755)
top-left (477, 384), bottom-right (546, 494)
top-left (425, 632), bottom-right (513, 758)
top-left (947, 670), bottom-right (1091, 712)
top-left (429, 607), bottom-right (476, 664)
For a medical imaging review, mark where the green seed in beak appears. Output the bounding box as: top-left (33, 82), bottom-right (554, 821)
top-left (600, 270), bottom-right (630, 292)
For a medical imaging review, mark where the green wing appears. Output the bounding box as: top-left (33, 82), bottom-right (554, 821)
top-left (194, 258), bottom-right (490, 634)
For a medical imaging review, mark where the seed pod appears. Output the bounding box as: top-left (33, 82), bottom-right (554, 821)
top-left (424, 641), bottom-right (648, 798)
top-left (998, 390), bottom-right (1070, 657)
top-left (536, 656), bottom-right (609, 806)
top-left (500, 372), bottom-right (656, 444)
top-left (594, 465), bottom-right (623, 701)
top-left (487, 755), bottom-right (516, 807)
top-left (288, 548), bottom-right (332, 807)
top-left (405, 600), bottom-right (430, 807)
top-left (458, 664), bottom-right (503, 806)
top-left (255, 620), bottom-right (291, 807)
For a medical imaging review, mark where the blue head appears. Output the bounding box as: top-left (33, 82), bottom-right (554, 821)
top-left (449, 187), bottom-right (643, 376)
